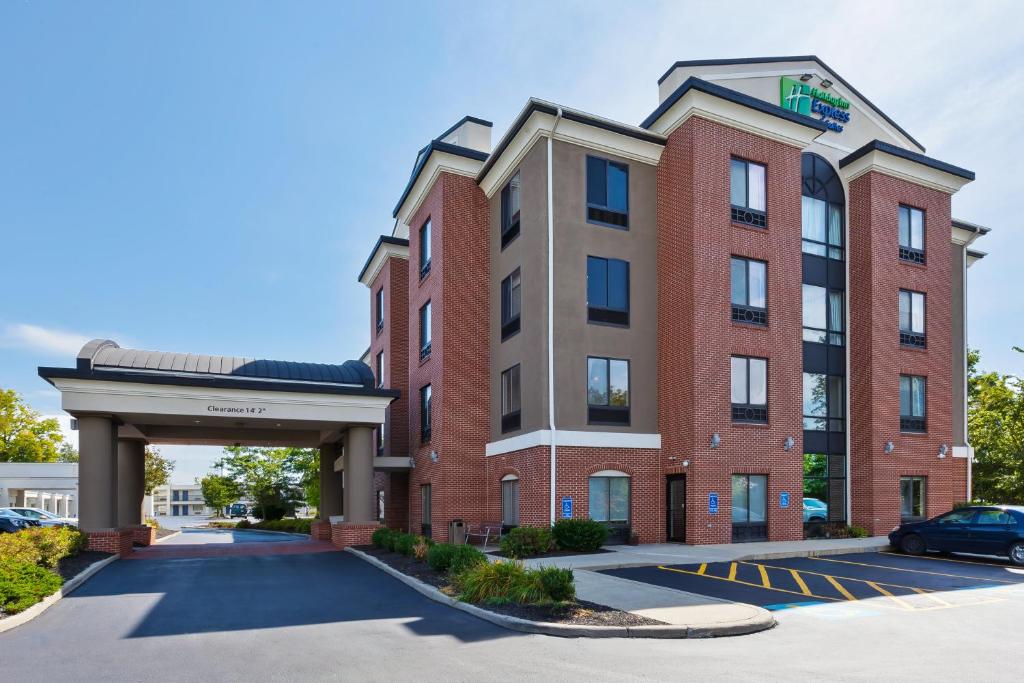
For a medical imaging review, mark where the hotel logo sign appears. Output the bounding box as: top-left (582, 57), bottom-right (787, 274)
top-left (780, 76), bottom-right (851, 133)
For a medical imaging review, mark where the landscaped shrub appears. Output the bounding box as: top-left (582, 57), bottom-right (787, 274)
top-left (0, 532), bottom-right (42, 566)
top-left (235, 519), bottom-right (252, 529)
top-left (384, 531), bottom-right (406, 553)
top-left (457, 560), bottom-right (546, 604)
top-left (499, 526), bottom-right (553, 558)
top-left (251, 519), bottom-right (312, 534)
top-left (0, 559), bottom-right (63, 615)
top-left (26, 527), bottom-right (86, 568)
top-left (426, 543), bottom-right (486, 574)
top-left (371, 527), bottom-right (396, 548)
top-left (394, 533), bottom-right (418, 557)
top-left (552, 519), bottom-right (607, 552)
top-left (534, 566), bottom-right (575, 602)
top-left (412, 537), bottom-right (433, 560)
top-left (847, 525), bottom-right (869, 539)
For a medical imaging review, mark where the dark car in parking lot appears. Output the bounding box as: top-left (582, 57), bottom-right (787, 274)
top-left (0, 509), bottom-right (40, 533)
top-left (889, 505), bottom-right (1024, 565)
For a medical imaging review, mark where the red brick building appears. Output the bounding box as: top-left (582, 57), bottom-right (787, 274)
top-left (358, 57), bottom-right (988, 544)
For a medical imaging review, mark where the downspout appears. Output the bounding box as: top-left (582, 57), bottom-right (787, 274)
top-left (963, 242), bottom-right (972, 501)
top-left (548, 108), bottom-right (563, 526)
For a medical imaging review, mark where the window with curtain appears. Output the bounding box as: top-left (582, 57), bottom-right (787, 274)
top-left (420, 384), bottom-right (432, 441)
top-left (419, 218), bottom-right (431, 277)
top-left (802, 284), bottom-right (844, 345)
top-left (900, 476), bottom-right (926, 521)
top-left (730, 158), bottom-right (767, 228)
top-left (375, 287), bottom-right (384, 333)
top-left (376, 350), bottom-right (384, 388)
top-left (501, 269), bottom-right (521, 340)
top-left (802, 197), bottom-right (844, 259)
top-left (588, 475), bottom-right (629, 523)
top-left (731, 356), bottom-right (767, 423)
top-left (900, 375), bottom-right (927, 432)
top-left (898, 205), bottom-right (926, 264)
top-left (501, 477), bottom-right (520, 526)
top-left (501, 171), bottom-right (521, 248)
top-left (730, 257), bottom-right (767, 325)
top-left (419, 301), bottom-right (432, 358)
top-left (500, 364), bottom-right (521, 433)
top-left (899, 290), bottom-right (926, 348)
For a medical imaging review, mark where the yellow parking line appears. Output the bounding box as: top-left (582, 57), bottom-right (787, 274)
top-left (741, 561), bottom-right (934, 593)
top-left (790, 569), bottom-right (812, 596)
top-left (656, 565), bottom-right (843, 603)
top-left (811, 556), bottom-right (1015, 584)
top-left (867, 581), bottom-right (914, 610)
top-left (825, 575), bottom-right (856, 600)
top-left (880, 551), bottom-right (1014, 570)
top-left (728, 562), bottom-right (737, 581)
top-left (757, 564), bottom-right (771, 588)
top-left (697, 563), bottom-right (707, 575)
top-left (913, 587), bottom-right (952, 607)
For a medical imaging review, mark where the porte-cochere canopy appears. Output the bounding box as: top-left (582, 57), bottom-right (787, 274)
top-left (39, 340), bottom-right (402, 539)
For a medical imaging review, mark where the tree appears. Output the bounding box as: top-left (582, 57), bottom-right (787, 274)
top-left (199, 474), bottom-right (240, 516)
top-left (144, 447), bottom-right (175, 495)
top-left (56, 443), bottom-right (79, 463)
top-left (0, 388), bottom-right (65, 462)
top-left (214, 446), bottom-right (314, 519)
top-left (968, 348), bottom-right (1024, 504)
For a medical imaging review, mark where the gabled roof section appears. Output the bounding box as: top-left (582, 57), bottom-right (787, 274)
top-left (839, 140), bottom-right (974, 180)
top-left (358, 234), bottom-right (410, 286)
top-left (952, 218), bottom-right (991, 235)
top-left (657, 56), bottom-right (925, 152)
top-left (640, 76), bottom-right (829, 133)
top-left (437, 115), bottom-right (493, 142)
top-left (392, 140), bottom-right (488, 218)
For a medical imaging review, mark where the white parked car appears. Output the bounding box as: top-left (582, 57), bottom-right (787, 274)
top-left (1, 507), bottom-right (77, 528)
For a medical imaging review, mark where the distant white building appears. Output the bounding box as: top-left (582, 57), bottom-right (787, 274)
top-left (151, 483), bottom-right (216, 516)
top-left (0, 462), bottom-right (78, 518)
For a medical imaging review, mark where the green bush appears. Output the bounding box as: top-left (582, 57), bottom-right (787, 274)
top-left (847, 525), bottom-right (869, 539)
top-left (394, 533), bottom-right (418, 556)
top-left (0, 558), bottom-right (63, 614)
top-left (552, 519), bottom-right (607, 552)
top-left (457, 560), bottom-right (547, 604)
top-left (235, 519), bottom-right (252, 529)
top-left (371, 527), bottom-right (396, 548)
top-left (0, 527), bottom-right (86, 569)
top-left (0, 532), bottom-right (41, 566)
top-left (499, 526), bottom-right (553, 559)
top-left (427, 543), bottom-right (486, 574)
top-left (250, 519), bottom-right (312, 534)
top-left (534, 566), bottom-right (575, 602)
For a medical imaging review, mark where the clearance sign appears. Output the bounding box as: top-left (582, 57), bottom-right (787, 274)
top-left (780, 76), bottom-right (851, 133)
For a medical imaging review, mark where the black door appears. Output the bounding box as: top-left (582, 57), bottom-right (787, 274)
top-left (666, 475), bottom-right (686, 543)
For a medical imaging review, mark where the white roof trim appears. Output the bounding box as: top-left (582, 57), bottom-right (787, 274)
top-left (359, 241), bottom-right (409, 288)
top-left (394, 151), bottom-right (484, 236)
top-left (840, 148), bottom-right (973, 194)
top-left (485, 429), bottom-right (661, 456)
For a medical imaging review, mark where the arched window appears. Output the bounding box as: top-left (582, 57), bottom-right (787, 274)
top-left (500, 474), bottom-right (519, 527)
top-left (801, 153), bottom-right (845, 260)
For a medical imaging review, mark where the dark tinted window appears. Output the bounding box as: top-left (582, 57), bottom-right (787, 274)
top-left (587, 256), bottom-right (629, 325)
top-left (586, 156), bottom-right (629, 228)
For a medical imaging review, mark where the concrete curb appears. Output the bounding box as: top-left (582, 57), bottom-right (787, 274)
top-left (154, 530), bottom-right (181, 544)
top-left (345, 548), bottom-right (774, 638)
top-left (0, 553), bottom-right (119, 634)
top-left (181, 526), bottom-right (311, 539)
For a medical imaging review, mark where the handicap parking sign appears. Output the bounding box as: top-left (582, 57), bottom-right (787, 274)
top-left (780, 491), bottom-right (790, 509)
top-left (708, 492), bottom-right (719, 514)
top-left (561, 496), bottom-right (573, 519)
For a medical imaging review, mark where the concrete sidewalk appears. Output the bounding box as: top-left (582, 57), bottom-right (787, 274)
top-left (520, 537), bottom-right (890, 631)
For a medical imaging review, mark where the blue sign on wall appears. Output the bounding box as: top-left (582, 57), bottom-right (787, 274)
top-left (780, 491), bottom-right (791, 509)
top-left (561, 496), bottom-right (573, 519)
top-left (708, 492), bottom-right (719, 515)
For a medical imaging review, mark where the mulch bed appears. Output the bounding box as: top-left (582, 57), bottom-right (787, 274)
top-left (487, 548), bottom-right (615, 559)
top-left (355, 545), bottom-right (664, 627)
top-left (56, 550), bottom-right (113, 582)
top-left (155, 528), bottom-right (177, 539)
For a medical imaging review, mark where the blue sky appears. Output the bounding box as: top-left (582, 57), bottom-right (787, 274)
top-left (2, 1), bottom-right (1021, 481)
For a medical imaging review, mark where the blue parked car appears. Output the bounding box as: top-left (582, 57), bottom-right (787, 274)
top-left (889, 505), bottom-right (1024, 565)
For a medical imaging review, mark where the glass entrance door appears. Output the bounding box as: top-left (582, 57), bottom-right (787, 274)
top-left (666, 475), bottom-right (686, 542)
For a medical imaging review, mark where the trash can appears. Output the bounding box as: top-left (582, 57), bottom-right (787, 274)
top-left (449, 519), bottom-right (466, 545)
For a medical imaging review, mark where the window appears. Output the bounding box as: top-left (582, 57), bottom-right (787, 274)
top-left (586, 155), bottom-right (629, 228)
top-left (899, 476), bottom-right (926, 521)
top-left (900, 375), bottom-right (927, 432)
top-left (732, 474), bottom-right (768, 542)
top-left (731, 356), bottom-right (767, 423)
top-left (899, 290), bottom-right (926, 348)
top-left (802, 196), bottom-right (843, 259)
top-left (419, 301), bottom-right (432, 359)
top-left (500, 269), bottom-right (521, 340)
top-left (420, 384), bottom-right (432, 441)
top-left (375, 288), bottom-right (384, 333)
top-left (500, 171), bottom-right (521, 248)
top-left (377, 490), bottom-right (385, 523)
top-left (936, 509), bottom-right (975, 525)
top-left (975, 509), bottom-right (1016, 526)
top-left (172, 490), bottom-right (180, 502)
top-left (589, 474), bottom-right (629, 523)
top-left (802, 373), bottom-right (844, 432)
top-left (419, 218), bottom-right (431, 277)
top-left (730, 158), bottom-right (766, 228)
top-left (376, 423), bottom-right (384, 457)
top-left (802, 285), bottom-right (844, 345)
top-left (899, 205), bottom-right (925, 264)
top-left (501, 475), bottom-right (520, 527)
top-left (587, 256), bottom-right (630, 326)
top-left (500, 364), bottom-right (521, 433)
top-left (421, 484), bottom-right (432, 537)
top-left (587, 357), bottom-right (630, 425)
top-left (730, 257), bottom-right (767, 325)
top-left (802, 453), bottom-right (846, 525)
top-left (375, 350), bottom-right (384, 388)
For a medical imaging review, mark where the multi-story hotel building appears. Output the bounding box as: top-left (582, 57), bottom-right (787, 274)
top-left (359, 56), bottom-right (988, 545)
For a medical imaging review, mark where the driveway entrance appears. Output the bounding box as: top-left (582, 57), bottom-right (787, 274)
top-left (129, 529), bottom-right (337, 560)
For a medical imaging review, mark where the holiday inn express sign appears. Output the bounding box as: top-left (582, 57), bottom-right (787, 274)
top-left (780, 76), bottom-right (851, 133)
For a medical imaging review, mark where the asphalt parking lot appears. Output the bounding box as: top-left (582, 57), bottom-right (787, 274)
top-left (601, 551), bottom-right (1024, 612)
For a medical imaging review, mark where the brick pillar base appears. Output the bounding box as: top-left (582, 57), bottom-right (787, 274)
top-left (311, 520), bottom-right (333, 541)
top-left (86, 529), bottom-right (134, 557)
top-left (128, 525), bottom-right (156, 546)
top-left (330, 522), bottom-right (381, 549)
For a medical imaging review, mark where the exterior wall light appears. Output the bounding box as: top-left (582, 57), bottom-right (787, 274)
top-left (430, 450), bottom-right (439, 463)
top-left (884, 441), bottom-right (895, 455)
top-left (710, 433), bottom-right (721, 449)
top-left (820, 78), bottom-right (834, 89)
top-left (783, 436), bottom-right (795, 451)
top-left (800, 73), bottom-right (813, 81)
top-left (938, 443), bottom-right (949, 459)
top-left (682, 460), bottom-right (690, 467)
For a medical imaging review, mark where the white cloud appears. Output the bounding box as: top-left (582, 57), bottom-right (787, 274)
top-left (2, 323), bottom-right (91, 356)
